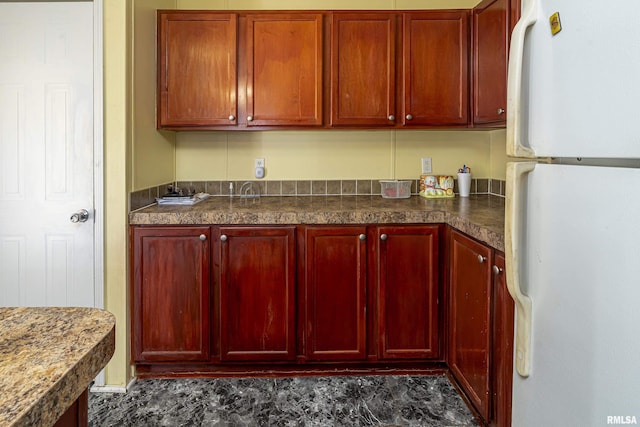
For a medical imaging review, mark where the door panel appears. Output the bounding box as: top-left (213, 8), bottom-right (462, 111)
top-left (219, 226), bottom-right (296, 361)
top-left (245, 14), bottom-right (323, 126)
top-left (330, 13), bottom-right (396, 126)
top-left (376, 225), bottom-right (439, 359)
top-left (403, 11), bottom-right (469, 126)
top-left (301, 226), bottom-right (367, 361)
top-left (0, 3), bottom-right (95, 308)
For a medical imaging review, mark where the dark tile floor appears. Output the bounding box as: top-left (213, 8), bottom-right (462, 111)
top-left (88, 375), bottom-right (479, 426)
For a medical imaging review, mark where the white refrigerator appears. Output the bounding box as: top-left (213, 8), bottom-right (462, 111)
top-left (505, 0), bottom-right (640, 426)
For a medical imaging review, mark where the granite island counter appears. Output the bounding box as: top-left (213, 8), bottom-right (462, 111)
top-left (129, 194), bottom-right (505, 251)
top-left (0, 307), bottom-right (115, 427)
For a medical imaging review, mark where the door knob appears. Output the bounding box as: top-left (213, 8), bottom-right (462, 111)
top-left (70, 209), bottom-right (89, 223)
top-left (388, 115), bottom-right (395, 121)
top-left (405, 114), bottom-right (413, 121)
top-left (247, 115), bottom-right (254, 121)
top-left (477, 254), bottom-right (486, 263)
top-left (492, 265), bottom-right (503, 275)
top-left (497, 108), bottom-right (505, 115)
top-left (380, 234), bottom-right (388, 241)
top-left (220, 234), bottom-right (228, 242)
top-left (228, 115), bottom-right (236, 121)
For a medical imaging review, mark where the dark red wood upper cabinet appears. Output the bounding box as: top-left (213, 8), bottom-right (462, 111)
top-left (402, 11), bottom-right (470, 127)
top-left (375, 225), bottom-right (440, 359)
top-left (218, 226), bottom-right (296, 361)
top-left (449, 229), bottom-right (493, 422)
top-left (132, 226), bottom-right (211, 362)
top-left (330, 13), bottom-right (396, 126)
top-left (245, 13), bottom-right (323, 126)
top-left (157, 12), bottom-right (237, 128)
top-left (299, 226), bottom-right (368, 361)
top-left (472, 0), bottom-right (508, 126)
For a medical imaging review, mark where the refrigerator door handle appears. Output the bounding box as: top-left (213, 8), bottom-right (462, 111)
top-left (506, 0), bottom-right (538, 159)
top-left (505, 162), bottom-right (535, 378)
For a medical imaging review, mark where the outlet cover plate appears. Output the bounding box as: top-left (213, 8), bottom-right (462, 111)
top-left (421, 157), bottom-right (432, 174)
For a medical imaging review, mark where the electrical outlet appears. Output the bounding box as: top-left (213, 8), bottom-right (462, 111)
top-left (421, 157), bottom-right (432, 174)
top-left (255, 158), bottom-right (265, 179)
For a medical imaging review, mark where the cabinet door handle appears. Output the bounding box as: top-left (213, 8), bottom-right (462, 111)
top-left (199, 234), bottom-right (207, 241)
top-left (405, 114), bottom-right (413, 121)
top-left (477, 254), bottom-right (486, 263)
top-left (497, 108), bottom-right (505, 115)
top-left (220, 234), bottom-right (228, 242)
top-left (388, 115), bottom-right (395, 121)
top-left (247, 115), bottom-right (254, 122)
top-left (380, 234), bottom-right (387, 241)
top-left (228, 115), bottom-right (236, 121)
top-left (492, 265), bottom-right (503, 275)
top-left (359, 234), bottom-right (366, 241)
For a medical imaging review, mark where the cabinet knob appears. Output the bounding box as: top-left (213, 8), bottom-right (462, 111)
top-left (492, 265), bottom-right (503, 275)
top-left (388, 115), bottom-right (395, 121)
top-left (380, 234), bottom-right (388, 241)
top-left (228, 115), bottom-right (236, 121)
top-left (477, 254), bottom-right (486, 263)
top-left (247, 115), bottom-right (254, 122)
top-left (359, 234), bottom-right (366, 241)
top-left (405, 114), bottom-right (413, 121)
top-left (497, 108), bottom-right (505, 115)
top-left (199, 234), bottom-right (206, 241)
top-left (220, 234), bottom-right (228, 242)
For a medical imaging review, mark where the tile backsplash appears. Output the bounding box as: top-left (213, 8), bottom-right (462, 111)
top-left (130, 178), bottom-right (506, 211)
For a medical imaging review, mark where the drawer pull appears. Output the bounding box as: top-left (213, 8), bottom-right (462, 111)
top-left (220, 234), bottom-right (228, 242)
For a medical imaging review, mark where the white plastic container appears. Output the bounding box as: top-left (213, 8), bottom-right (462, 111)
top-left (379, 180), bottom-right (412, 199)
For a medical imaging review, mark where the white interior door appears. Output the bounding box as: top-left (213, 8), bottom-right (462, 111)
top-left (0, 2), bottom-right (96, 308)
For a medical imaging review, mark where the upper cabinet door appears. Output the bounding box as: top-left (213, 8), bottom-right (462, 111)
top-left (157, 12), bottom-right (237, 128)
top-left (330, 13), bottom-right (396, 127)
top-left (472, 0), bottom-right (508, 126)
top-left (402, 11), bottom-right (469, 126)
top-left (245, 13), bottom-right (323, 126)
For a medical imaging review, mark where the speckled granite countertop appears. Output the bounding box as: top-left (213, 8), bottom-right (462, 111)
top-left (0, 307), bottom-right (115, 427)
top-left (130, 194), bottom-right (505, 251)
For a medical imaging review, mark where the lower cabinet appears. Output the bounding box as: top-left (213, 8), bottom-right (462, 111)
top-left (299, 226), bottom-right (368, 361)
top-left (298, 224), bottom-right (440, 361)
top-left (131, 224), bottom-right (511, 424)
top-left (491, 252), bottom-right (514, 427)
top-left (216, 226), bottom-right (297, 361)
top-left (373, 225), bottom-right (440, 359)
top-left (132, 226), bottom-right (211, 362)
top-left (448, 228), bottom-right (513, 426)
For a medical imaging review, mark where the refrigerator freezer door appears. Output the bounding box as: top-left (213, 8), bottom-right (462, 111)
top-left (507, 0), bottom-right (640, 158)
top-left (509, 162), bottom-right (640, 426)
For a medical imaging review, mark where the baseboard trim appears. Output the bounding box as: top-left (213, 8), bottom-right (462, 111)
top-left (90, 377), bottom-right (137, 394)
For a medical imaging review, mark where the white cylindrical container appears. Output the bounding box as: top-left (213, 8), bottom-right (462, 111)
top-left (457, 172), bottom-right (472, 197)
